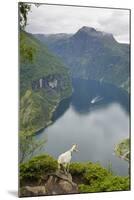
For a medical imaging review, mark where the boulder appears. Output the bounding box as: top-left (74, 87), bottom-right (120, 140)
top-left (45, 171), bottom-right (78, 195)
top-left (20, 171), bottom-right (78, 197)
top-left (20, 186), bottom-right (46, 197)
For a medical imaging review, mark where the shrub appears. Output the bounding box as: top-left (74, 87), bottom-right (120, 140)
top-left (78, 184), bottom-right (92, 193)
top-left (115, 138), bottom-right (130, 161)
top-left (20, 154), bottom-right (58, 185)
top-left (78, 176), bottom-right (130, 193)
top-left (76, 162), bottom-right (130, 193)
top-left (99, 176), bottom-right (130, 191)
top-left (83, 163), bottom-right (110, 184)
top-left (70, 162), bottom-right (87, 176)
top-left (19, 155), bottom-right (130, 193)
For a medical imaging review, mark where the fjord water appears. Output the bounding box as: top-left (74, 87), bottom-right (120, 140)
top-left (36, 79), bottom-right (130, 176)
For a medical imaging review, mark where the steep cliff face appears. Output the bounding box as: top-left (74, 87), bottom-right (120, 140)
top-left (20, 31), bottom-right (72, 133)
top-left (31, 74), bottom-right (68, 92)
top-left (34, 26), bottom-right (130, 92)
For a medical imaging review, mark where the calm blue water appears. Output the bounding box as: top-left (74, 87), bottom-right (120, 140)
top-left (36, 79), bottom-right (130, 176)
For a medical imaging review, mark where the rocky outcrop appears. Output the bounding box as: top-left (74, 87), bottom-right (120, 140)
top-left (45, 171), bottom-right (78, 195)
top-left (20, 186), bottom-right (46, 197)
top-left (32, 74), bottom-right (66, 91)
top-left (20, 171), bottom-right (78, 197)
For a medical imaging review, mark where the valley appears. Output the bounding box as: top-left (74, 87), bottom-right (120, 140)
top-left (19, 22), bottom-right (130, 196)
top-left (34, 26), bottom-right (130, 92)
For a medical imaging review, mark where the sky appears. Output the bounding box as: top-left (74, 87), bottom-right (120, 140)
top-left (26, 4), bottom-right (130, 43)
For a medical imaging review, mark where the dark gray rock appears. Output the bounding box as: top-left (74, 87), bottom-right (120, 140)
top-left (45, 172), bottom-right (78, 195)
top-left (20, 171), bottom-right (78, 197)
top-left (20, 186), bottom-right (46, 197)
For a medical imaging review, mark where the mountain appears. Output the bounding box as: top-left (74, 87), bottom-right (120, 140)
top-left (34, 26), bottom-right (130, 92)
top-left (34, 33), bottom-right (72, 47)
top-left (20, 31), bottom-right (72, 133)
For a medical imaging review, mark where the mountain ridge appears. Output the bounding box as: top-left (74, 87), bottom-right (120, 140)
top-left (34, 26), bottom-right (130, 92)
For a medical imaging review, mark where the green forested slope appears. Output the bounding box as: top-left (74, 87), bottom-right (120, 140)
top-left (20, 31), bottom-right (72, 134)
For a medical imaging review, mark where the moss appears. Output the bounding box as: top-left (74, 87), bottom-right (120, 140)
top-left (78, 176), bottom-right (130, 193)
top-left (70, 161), bottom-right (130, 193)
top-left (20, 154), bottom-right (58, 186)
top-left (83, 163), bottom-right (110, 184)
top-left (70, 162), bottom-right (87, 176)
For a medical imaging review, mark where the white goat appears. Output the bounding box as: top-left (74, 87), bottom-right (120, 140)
top-left (58, 144), bottom-right (78, 174)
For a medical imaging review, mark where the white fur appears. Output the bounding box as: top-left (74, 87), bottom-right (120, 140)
top-left (58, 144), bottom-right (78, 174)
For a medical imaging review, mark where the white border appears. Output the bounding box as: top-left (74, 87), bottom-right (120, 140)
top-left (0, 0), bottom-right (133, 199)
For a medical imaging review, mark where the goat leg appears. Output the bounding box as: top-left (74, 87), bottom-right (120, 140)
top-left (58, 163), bottom-right (61, 171)
top-left (66, 163), bottom-right (70, 175)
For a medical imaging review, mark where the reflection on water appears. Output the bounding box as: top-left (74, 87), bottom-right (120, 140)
top-left (36, 79), bottom-right (130, 176)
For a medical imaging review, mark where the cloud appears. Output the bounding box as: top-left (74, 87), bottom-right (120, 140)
top-left (98, 9), bottom-right (129, 43)
top-left (26, 4), bottom-right (130, 43)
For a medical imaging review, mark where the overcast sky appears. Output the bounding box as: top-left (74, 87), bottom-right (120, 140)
top-left (26, 4), bottom-right (130, 43)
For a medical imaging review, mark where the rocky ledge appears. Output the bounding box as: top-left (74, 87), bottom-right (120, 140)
top-left (19, 171), bottom-right (78, 197)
